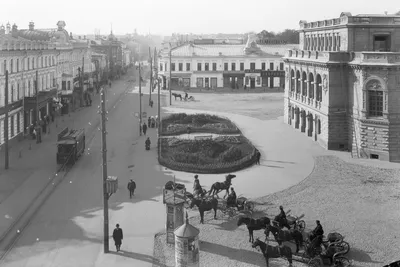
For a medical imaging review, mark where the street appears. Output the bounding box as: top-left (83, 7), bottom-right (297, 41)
top-left (0, 77), bottom-right (169, 267)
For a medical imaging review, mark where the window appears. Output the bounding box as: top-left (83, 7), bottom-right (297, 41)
top-left (178, 63), bottom-right (183, 71)
top-left (16, 59), bottom-right (19, 72)
top-left (373, 35), bottom-right (390, 52)
top-left (240, 63), bottom-right (244, 71)
top-left (250, 62), bottom-right (255, 70)
top-left (28, 81), bottom-right (31, 96)
top-left (280, 63), bottom-right (284, 70)
top-left (10, 115), bottom-right (14, 137)
top-left (171, 63), bottom-right (175, 71)
top-left (231, 63), bottom-right (236, 71)
top-left (205, 63), bottom-right (209, 71)
top-left (368, 90), bottom-right (383, 117)
top-left (197, 63), bottom-right (202, 71)
top-left (224, 63), bottom-right (228, 71)
top-left (16, 113), bottom-right (20, 134)
top-left (10, 59), bottom-right (13, 73)
top-left (261, 63), bottom-right (266, 70)
top-left (212, 63), bottom-right (217, 71)
top-left (186, 63), bottom-right (190, 71)
top-left (32, 58), bottom-right (35, 69)
top-left (270, 62), bottom-right (274, 70)
top-left (28, 58), bottom-right (30, 70)
top-left (17, 83), bottom-right (20, 99)
top-left (160, 63), bottom-right (163, 71)
top-left (41, 57), bottom-right (43, 68)
top-left (165, 63), bottom-right (167, 71)
top-left (3, 60), bottom-right (6, 73)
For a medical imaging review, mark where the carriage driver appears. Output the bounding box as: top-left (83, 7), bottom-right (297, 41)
top-left (227, 188), bottom-right (237, 207)
top-left (193, 175), bottom-right (201, 192)
top-left (309, 220), bottom-right (324, 241)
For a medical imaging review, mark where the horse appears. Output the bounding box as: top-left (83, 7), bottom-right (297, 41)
top-left (189, 197), bottom-right (218, 224)
top-left (172, 93), bottom-right (182, 101)
top-left (264, 224), bottom-right (304, 253)
top-left (252, 238), bottom-right (293, 267)
top-left (237, 216), bottom-right (271, 243)
top-left (208, 174), bottom-right (236, 198)
top-left (273, 215), bottom-right (291, 230)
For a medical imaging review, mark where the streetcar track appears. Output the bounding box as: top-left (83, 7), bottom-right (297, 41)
top-left (0, 81), bottom-right (134, 262)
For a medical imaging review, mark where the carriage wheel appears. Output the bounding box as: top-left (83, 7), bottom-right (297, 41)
top-left (334, 256), bottom-right (351, 267)
top-left (297, 220), bottom-right (306, 232)
top-left (245, 201), bottom-right (255, 211)
top-left (337, 241), bottom-right (350, 255)
top-left (228, 208), bottom-right (236, 217)
top-left (308, 257), bottom-right (322, 267)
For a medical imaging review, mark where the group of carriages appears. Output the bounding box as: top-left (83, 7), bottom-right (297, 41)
top-left (163, 174), bottom-right (352, 267)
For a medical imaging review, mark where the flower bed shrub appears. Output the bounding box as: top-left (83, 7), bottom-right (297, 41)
top-left (161, 113), bottom-right (241, 136)
top-left (158, 137), bottom-right (257, 174)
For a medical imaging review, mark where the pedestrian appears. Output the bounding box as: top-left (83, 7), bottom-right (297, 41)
top-left (256, 149), bottom-right (261, 165)
top-left (142, 122), bottom-right (147, 135)
top-left (148, 117), bottom-right (151, 128)
top-left (112, 224), bottom-right (123, 252)
top-left (127, 179), bottom-right (136, 198)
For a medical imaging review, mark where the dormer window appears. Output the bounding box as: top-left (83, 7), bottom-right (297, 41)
top-left (373, 34), bottom-right (390, 52)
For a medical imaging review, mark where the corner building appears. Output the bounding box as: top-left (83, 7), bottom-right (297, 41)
top-left (283, 12), bottom-right (400, 162)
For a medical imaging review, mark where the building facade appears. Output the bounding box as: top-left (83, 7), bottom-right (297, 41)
top-left (283, 12), bottom-right (400, 162)
top-left (158, 35), bottom-right (297, 90)
top-left (0, 22), bottom-right (58, 145)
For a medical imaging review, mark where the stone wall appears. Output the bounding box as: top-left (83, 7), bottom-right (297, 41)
top-left (327, 112), bottom-right (348, 150)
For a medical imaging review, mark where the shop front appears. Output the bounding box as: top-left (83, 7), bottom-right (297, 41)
top-left (261, 70), bottom-right (285, 88)
top-left (244, 69), bottom-right (262, 89)
top-left (223, 72), bottom-right (245, 89)
top-left (171, 73), bottom-right (192, 89)
top-left (24, 88), bottom-right (57, 133)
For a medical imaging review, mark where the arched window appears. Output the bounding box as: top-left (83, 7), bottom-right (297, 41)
top-left (302, 72), bottom-right (307, 96)
top-left (366, 80), bottom-right (384, 117)
top-left (296, 70), bottom-right (301, 94)
top-left (32, 58), bottom-right (35, 69)
top-left (308, 73), bottom-right (314, 99)
top-left (41, 57), bottom-right (43, 68)
top-left (290, 69), bottom-right (295, 91)
top-left (28, 81), bottom-right (31, 97)
top-left (316, 74), bottom-right (322, 102)
top-left (10, 59), bottom-right (13, 73)
top-left (17, 83), bottom-right (20, 100)
top-left (27, 58), bottom-right (30, 70)
top-left (16, 59), bottom-right (19, 72)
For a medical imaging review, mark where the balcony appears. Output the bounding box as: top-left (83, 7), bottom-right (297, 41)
top-left (350, 52), bottom-right (400, 65)
top-left (285, 50), bottom-right (350, 62)
top-left (0, 99), bottom-right (23, 115)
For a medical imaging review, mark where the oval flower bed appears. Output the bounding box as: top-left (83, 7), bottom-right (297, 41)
top-left (158, 114), bottom-right (257, 174)
top-left (161, 113), bottom-right (241, 136)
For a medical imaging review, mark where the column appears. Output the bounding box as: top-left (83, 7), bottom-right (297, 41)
top-left (306, 79), bottom-right (310, 104)
top-left (332, 34), bottom-right (336, 51)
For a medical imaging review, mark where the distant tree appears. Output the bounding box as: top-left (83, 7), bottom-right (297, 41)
top-left (256, 29), bottom-right (299, 44)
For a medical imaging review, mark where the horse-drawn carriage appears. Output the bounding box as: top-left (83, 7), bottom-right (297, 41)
top-left (218, 195), bottom-right (255, 217)
top-left (301, 232), bottom-right (352, 266)
top-left (272, 211), bottom-right (306, 232)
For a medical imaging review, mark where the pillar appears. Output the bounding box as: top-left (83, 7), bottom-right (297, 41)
top-left (269, 77), bottom-right (274, 88)
top-left (174, 212), bottom-right (200, 267)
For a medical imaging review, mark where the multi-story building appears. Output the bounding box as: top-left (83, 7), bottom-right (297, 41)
top-left (90, 32), bottom-right (124, 79)
top-left (283, 12), bottom-right (400, 162)
top-left (158, 34), bottom-right (297, 90)
top-left (0, 22), bottom-right (58, 145)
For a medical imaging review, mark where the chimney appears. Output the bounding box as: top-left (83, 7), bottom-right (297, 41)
top-left (29, 21), bottom-right (34, 31)
top-left (0, 25), bottom-right (5, 35)
top-left (11, 23), bottom-right (18, 38)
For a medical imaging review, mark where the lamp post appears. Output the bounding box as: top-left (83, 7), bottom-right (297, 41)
top-left (169, 42), bottom-right (172, 105)
top-left (139, 62), bottom-right (142, 136)
top-left (4, 70), bottom-right (9, 169)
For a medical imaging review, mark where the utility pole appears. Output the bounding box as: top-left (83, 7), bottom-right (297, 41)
top-left (35, 70), bottom-right (40, 143)
top-left (81, 57), bottom-right (85, 107)
top-left (4, 70), bottom-right (9, 169)
top-left (139, 62), bottom-right (142, 136)
top-left (169, 43), bottom-right (172, 105)
top-left (154, 48), bottom-right (161, 134)
top-left (149, 47), bottom-right (152, 103)
top-left (100, 88), bottom-right (109, 253)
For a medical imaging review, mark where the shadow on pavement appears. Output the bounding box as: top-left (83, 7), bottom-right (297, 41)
top-left (109, 250), bottom-right (167, 267)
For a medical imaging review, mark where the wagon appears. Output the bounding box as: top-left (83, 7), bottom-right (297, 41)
top-left (300, 232), bottom-right (352, 266)
top-left (217, 196), bottom-right (255, 217)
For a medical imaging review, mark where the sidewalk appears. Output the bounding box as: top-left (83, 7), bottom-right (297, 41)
top-left (0, 73), bottom-right (136, 248)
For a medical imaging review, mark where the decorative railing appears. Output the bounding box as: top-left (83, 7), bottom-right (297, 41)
top-left (300, 16), bottom-right (400, 30)
top-left (351, 52), bottom-right (400, 64)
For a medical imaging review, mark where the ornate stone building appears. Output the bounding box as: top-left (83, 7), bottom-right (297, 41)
top-left (283, 12), bottom-right (400, 162)
top-left (158, 35), bottom-right (297, 90)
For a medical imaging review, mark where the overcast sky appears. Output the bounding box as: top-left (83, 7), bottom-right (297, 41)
top-left (1, 0), bottom-right (398, 36)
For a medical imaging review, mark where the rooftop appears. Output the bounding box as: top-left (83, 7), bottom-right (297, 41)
top-left (300, 12), bottom-right (400, 30)
top-left (164, 43), bottom-right (297, 58)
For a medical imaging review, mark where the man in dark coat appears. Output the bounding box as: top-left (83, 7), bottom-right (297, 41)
top-left (112, 224), bottom-right (123, 252)
top-left (310, 220), bottom-right (324, 241)
top-left (128, 179), bottom-right (136, 199)
top-left (142, 122), bottom-right (147, 135)
top-left (255, 149), bottom-right (261, 165)
top-left (227, 188), bottom-right (237, 207)
top-left (276, 205), bottom-right (288, 228)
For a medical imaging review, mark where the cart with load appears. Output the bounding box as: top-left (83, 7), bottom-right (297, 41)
top-left (217, 195), bottom-right (255, 218)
